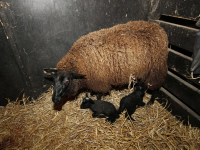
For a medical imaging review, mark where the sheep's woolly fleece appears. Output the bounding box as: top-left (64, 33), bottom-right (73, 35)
top-left (0, 88), bottom-right (200, 149)
top-left (57, 21), bottom-right (168, 92)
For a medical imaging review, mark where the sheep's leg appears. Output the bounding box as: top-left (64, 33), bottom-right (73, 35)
top-left (147, 89), bottom-right (158, 105)
top-left (90, 90), bottom-right (102, 100)
top-left (96, 93), bottom-right (102, 100)
top-left (90, 90), bottom-right (95, 96)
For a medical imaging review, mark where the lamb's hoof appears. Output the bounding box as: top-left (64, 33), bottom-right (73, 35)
top-left (128, 118), bottom-right (135, 121)
top-left (92, 113), bottom-right (99, 118)
top-left (105, 118), bottom-right (109, 122)
top-left (147, 101), bottom-right (154, 105)
top-left (141, 102), bottom-right (145, 106)
top-left (110, 120), bottom-right (116, 124)
top-left (105, 118), bottom-right (113, 124)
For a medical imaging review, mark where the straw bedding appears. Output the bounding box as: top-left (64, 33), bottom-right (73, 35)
top-left (0, 87), bottom-right (200, 149)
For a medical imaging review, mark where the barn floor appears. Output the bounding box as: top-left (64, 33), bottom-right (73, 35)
top-left (0, 87), bottom-right (200, 149)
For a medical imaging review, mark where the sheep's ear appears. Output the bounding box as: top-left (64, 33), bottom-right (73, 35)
top-left (70, 73), bottom-right (86, 79)
top-left (43, 68), bottom-right (58, 78)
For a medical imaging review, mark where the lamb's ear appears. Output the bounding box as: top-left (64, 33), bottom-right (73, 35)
top-left (85, 93), bottom-right (89, 97)
top-left (43, 68), bottom-right (58, 79)
top-left (71, 73), bottom-right (86, 79)
top-left (89, 99), bottom-right (95, 104)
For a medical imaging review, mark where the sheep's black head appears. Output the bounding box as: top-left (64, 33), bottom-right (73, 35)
top-left (80, 93), bottom-right (94, 109)
top-left (43, 68), bottom-right (86, 104)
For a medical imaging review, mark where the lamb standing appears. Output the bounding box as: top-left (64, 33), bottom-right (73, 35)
top-left (117, 80), bottom-right (147, 121)
top-left (80, 93), bottom-right (119, 124)
top-left (44, 21), bottom-right (168, 104)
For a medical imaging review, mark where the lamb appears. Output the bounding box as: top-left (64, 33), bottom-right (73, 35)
top-left (117, 80), bottom-right (147, 121)
top-left (43, 20), bottom-right (168, 104)
top-left (80, 93), bottom-right (119, 124)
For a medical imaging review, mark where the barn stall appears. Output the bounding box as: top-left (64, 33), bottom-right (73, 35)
top-left (0, 0), bottom-right (200, 149)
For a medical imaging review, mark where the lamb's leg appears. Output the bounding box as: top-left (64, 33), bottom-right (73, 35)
top-left (117, 104), bottom-right (125, 114)
top-left (137, 101), bottom-right (145, 107)
top-left (97, 114), bottom-right (107, 118)
top-left (147, 89), bottom-right (158, 105)
top-left (125, 109), bottom-right (136, 121)
top-left (92, 112), bottom-right (106, 118)
top-left (106, 117), bottom-right (116, 124)
top-left (106, 113), bottom-right (119, 124)
top-left (92, 112), bottom-right (100, 118)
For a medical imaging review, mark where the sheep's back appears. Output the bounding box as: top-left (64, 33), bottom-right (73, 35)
top-left (57, 21), bottom-right (168, 92)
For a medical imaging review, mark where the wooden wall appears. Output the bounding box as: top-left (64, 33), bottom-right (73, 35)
top-left (0, 0), bottom-right (149, 105)
top-left (148, 0), bottom-right (200, 127)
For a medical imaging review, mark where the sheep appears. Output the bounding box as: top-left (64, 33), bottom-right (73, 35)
top-left (80, 93), bottom-right (119, 124)
top-left (43, 20), bottom-right (168, 104)
top-left (117, 80), bottom-right (147, 121)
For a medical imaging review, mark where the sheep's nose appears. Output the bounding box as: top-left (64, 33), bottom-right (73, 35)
top-left (54, 100), bottom-right (62, 104)
top-left (52, 97), bottom-right (62, 104)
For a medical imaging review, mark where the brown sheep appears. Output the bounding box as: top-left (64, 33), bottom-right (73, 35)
top-left (44, 21), bottom-right (168, 104)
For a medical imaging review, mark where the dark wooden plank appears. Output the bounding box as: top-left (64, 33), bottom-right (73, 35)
top-left (167, 48), bottom-right (200, 88)
top-left (148, 0), bottom-right (200, 21)
top-left (0, 3), bottom-right (36, 100)
top-left (168, 48), bottom-right (192, 76)
top-left (156, 87), bottom-right (200, 127)
top-left (162, 71), bottom-right (200, 115)
top-left (0, 21), bottom-right (28, 106)
top-left (155, 20), bottom-right (198, 52)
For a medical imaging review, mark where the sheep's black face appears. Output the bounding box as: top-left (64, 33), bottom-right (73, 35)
top-left (43, 68), bottom-right (86, 104)
top-left (52, 73), bottom-right (71, 104)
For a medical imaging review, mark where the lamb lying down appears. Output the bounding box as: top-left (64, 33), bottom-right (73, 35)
top-left (80, 93), bottom-right (119, 124)
top-left (118, 81), bottom-right (147, 121)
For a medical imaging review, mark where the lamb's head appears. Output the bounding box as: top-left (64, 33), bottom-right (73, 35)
top-left (43, 68), bottom-right (86, 104)
top-left (134, 80), bottom-right (147, 93)
top-left (80, 93), bottom-right (94, 109)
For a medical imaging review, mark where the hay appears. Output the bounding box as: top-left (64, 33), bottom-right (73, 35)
top-left (0, 88), bottom-right (200, 150)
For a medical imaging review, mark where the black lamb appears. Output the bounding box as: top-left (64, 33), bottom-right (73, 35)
top-left (80, 93), bottom-right (119, 124)
top-left (117, 81), bottom-right (147, 121)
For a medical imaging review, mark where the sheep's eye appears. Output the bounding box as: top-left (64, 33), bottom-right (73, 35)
top-left (64, 79), bottom-right (69, 85)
